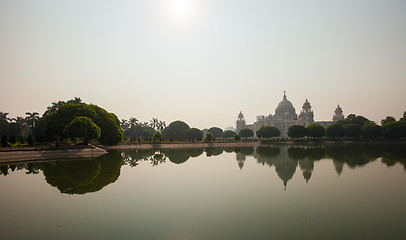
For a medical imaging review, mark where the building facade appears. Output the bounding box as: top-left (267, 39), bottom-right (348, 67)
top-left (236, 91), bottom-right (344, 137)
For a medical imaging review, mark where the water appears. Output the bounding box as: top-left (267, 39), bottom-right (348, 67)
top-left (1, 143), bottom-right (406, 239)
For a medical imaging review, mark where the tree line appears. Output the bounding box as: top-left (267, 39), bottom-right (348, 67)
top-left (1, 98), bottom-right (405, 147)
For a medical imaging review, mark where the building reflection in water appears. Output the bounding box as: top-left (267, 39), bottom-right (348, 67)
top-left (236, 143), bottom-right (406, 189)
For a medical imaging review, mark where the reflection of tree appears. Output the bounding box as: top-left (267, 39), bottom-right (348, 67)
top-left (306, 148), bottom-right (325, 161)
top-left (186, 148), bottom-right (204, 158)
top-left (239, 147), bottom-right (254, 156)
top-left (0, 165), bottom-right (8, 175)
top-left (163, 149), bottom-right (190, 164)
top-left (381, 144), bottom-right (406, 170)
top-left (223, 147), bottom-right (234, 153)
top-left (287, 147), bottom-right (307, 160)
top-left (255, 146), bottom-right (281, 167)
top-left (121, 150), bottom-right (155, 167)
top-left (325, 144), bottom-right (383, 170)
top-left (205, 148), bottom-right (223, 157)
top-left (41, 151), bottom-right (123, 195)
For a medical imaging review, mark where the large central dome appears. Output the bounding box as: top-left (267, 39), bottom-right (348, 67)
top-left (274, 91), bottom-right (297, 121)
top-left (275, 92), bottom-right (295, 113)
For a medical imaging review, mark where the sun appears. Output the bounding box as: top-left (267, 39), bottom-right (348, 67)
top-left (168, 0), bottom-right (193, 20)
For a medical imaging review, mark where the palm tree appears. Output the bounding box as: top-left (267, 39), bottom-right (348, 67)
top-left (25, 112), bottom-right (40, 128)
top-left (129, 117), bottom-right (139, 128)
top-left (150, 118), bottom-right (159, 130)
top-left (121, 119), bottom-right (130, 131)
top-left (157, 120), bottom-right (166, 132)
top-left (0, 112), bottom-right (11, 122)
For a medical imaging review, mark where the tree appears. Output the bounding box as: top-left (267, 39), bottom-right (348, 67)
top-left (43, 97), bottom-right (84, 117)
top-left (9, 134), bottom-right (17, 144)
top-left (204, 132), bottom-right (213, 142)
top-left (120, 119), bottom-right (130, 131)
top-left (63, 117), bottom-right (101, 143)
top-left (129, 117), bottom-right (139, 128)
top-left (381, 116), bottom-right (396, 125)
top-left (162, 121), bottom-right (190, 141)
top-left (361, 123), bottom-right (382, 139)
top-left (27, 134), bottom-right (34, 146)
top-left (149, 118), bottom-right (159, 130)
top-left (25, 112), bottom-right (40, 128)
top-left (325, 124), bottom-right (344, 138)
top-left (287, 125), bottom-right (307, 138)
top-left (382, 121), bottom-right (406, 140)
top-left (153, 131), bottom-right (163, 141)
top-left (400, 111), bottom-right (406, 122)
top-left (239, 128), bottom-right (254, 138)
top-left (222, 130), bottom-right (236, 138)
top-left (306, 124), bottom-right (325, 138)
top-left (256, 126), bottom-right (280, 138)
top-left (123, 125), bottom-right (155, 141)
top-left (343, 124), bottom-right (361, 139)
top-left (0, 112), bottom-right (11, 122)
top-left (1, 134), bottom-right (8, 147)
top-left (343, 114), bottom-right (371, 127)
top-left (233, 134), bottom-right (241, 142)
top-left (208, 127), bottom-right (223, 139)
top-left (157, 120), bottom-right (166, 132)
top-left (45, 103), bottom-right (122, 145)
top-left (185, 128), bottom-right (203, 141)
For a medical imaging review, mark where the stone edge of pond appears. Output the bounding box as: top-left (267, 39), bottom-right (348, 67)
top-left (0, 145), bottom-right (108, 165)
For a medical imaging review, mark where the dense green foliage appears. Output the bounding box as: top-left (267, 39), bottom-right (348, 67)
top-left (382, 121), bottom-right (406, 140)
top-left (185, 128), bottom-right (203, 141)
top-left (338, 114), bottom-right (371, 127)
top-left (63, 117), bottom-right (101, 143)
top-left (343, 124), bottom-right (362, 139)
top-left (361, 123), bottom-right (382, 139)
top-left (208, 127), bottom-right (223, 139)
top-left (287, 125), bottom-right (307, 138)
top-left (326, 124), bottom-right (344, 138)
top-left (222, 130), bottom-right (236, 138)
top-left (162, 121), bottom-right (190, 141)
top-left (1, 134), bottom-right (8, 147)
top-left (45, 104), bottom-right (122, 145)
top-left (239, 128), bottom-right (254, 138)
top-left (256, 126), bottom-right (280, 138)
top-left (233, 134), bottom-right (241, 141)
top-left (42, 151), bottom-right (123, 194)
top-left (381, 116), bottom-right (396, 125)
top-left (124, 125), bottom-right (155, 141)
top-left (9, 134), bottom-right (17, 144)
top-left (306, 124), bottom-right (325, 138)
top-left (153, 131), bottom-right (163, 141)
top-left (204, 132), bottom-right (214, 142)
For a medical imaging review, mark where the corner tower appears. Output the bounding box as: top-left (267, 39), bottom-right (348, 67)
top-left (333, 105), bottom-right (344, 122)
top-left (236, 111), bottom-right (246, 133)
top-left (298, 99), bottom-right (314, 127)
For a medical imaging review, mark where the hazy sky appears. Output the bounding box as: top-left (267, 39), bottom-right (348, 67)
top-left (1, 0), bottom-right (405, 129)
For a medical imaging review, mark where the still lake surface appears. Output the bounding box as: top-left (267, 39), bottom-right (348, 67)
top-left (1, 143), bottom-right (406, 240)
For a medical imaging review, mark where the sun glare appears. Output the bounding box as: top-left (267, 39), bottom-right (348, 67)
top-left (169, 0), bottom-right (193, 20)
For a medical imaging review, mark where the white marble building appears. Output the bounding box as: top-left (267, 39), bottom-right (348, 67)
top-left (236, 91), bottom-right (344, 137)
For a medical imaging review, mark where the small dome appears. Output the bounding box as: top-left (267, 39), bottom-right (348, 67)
top-left (303, 99), bottom-right (311, 107)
